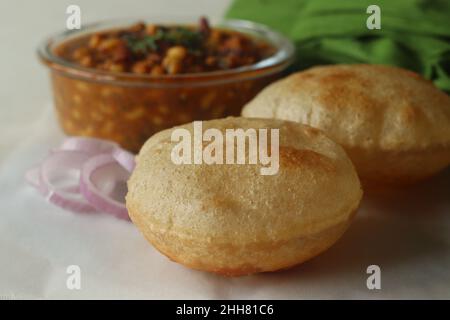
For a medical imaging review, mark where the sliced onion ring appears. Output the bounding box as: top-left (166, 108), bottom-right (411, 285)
top-left (25, 166), bottom-right (43, 191)
top-left (59, 136), bottom-right (119, 155)
top-left (80, 154), bottom-right (130, 220)
top-left (26, 167), bottom-right (83, 195)
top-left (112, 148), bottom-right (136, 173)
top-left (39, 151), bottom-right (98, 213)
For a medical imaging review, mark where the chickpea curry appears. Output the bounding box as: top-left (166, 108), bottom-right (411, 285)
top-left (55, 18), bottom-right (275, 75)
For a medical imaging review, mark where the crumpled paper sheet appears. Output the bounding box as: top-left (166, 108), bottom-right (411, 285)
top-left (1, 105), bottom-right (449, 299)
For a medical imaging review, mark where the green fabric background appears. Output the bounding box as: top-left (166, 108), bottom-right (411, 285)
top-left (226, 0), bottom-right (450, 92)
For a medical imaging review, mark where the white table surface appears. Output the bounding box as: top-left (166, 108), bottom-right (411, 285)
top-left (1, 0), bottom-right (449, 299)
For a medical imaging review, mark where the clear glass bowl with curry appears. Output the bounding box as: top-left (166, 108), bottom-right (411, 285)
top-left (38, 17), bottom-right (294, 152)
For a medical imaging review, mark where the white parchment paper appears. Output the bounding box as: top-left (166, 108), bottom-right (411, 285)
top-left (1, 106), bottom-right (449, 299)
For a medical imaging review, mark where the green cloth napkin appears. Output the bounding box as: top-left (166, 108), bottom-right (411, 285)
top-left (226, 0), bottom-right (450, 92)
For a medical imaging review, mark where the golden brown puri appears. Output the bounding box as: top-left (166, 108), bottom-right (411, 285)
top-left (241, 64), bottom-right (450, 186)
top-left (126, 117), bottom-right (362, 276)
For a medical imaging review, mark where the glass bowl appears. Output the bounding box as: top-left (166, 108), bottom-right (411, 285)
top-left (38, 18), bottom-right (294, 152)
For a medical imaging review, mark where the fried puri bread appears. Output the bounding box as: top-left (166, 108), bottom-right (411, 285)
top-left (242, 64), bottom-right (450, 186)
top-left (126, 117), bottom-right (362, 276)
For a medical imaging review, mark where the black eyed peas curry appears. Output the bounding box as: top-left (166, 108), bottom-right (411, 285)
top-left (56, 18), bottom-right (275, 75)
top-left (44, 18), bottom-right (287, 152)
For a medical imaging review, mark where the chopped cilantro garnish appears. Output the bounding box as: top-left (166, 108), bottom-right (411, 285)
top-left (124, 27), bottom-right (204, 55)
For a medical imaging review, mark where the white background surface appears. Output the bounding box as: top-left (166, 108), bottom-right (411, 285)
top-left (1, 0), bottom-right (449, 299)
